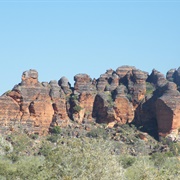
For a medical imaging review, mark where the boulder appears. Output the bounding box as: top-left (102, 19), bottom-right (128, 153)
top-left (58, 76), bottom-right (72, 95)
top-left (96, 73), bottom-right (108, 91)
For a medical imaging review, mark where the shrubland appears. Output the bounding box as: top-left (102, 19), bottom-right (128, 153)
top-left (0, 123), bottom-right (179, 180)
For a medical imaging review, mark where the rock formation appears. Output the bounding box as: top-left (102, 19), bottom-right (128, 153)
top-left (0, 66), bottom-right (179, 140)
top-left (156, 82), bottom-right (180, 137)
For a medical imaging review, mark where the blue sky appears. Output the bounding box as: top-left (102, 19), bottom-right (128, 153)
top-left (0, 0), bottom-right (180, 95)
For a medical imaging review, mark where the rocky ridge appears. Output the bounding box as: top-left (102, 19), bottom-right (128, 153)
top-left (0, 66), bottom-right (180, 140)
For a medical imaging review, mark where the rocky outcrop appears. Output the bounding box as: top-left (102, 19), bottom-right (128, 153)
top-left (93, 85), bottom-right (134, 126)
top-left (148, 69), bottom-right (167, 87)
top-left (0, 96), bottom-right (20, 133)
top-left (156, 82), bottom-right (180, 136)
top-left (49, 80), bottom-right (69, 127)
top-left (74, 74), bottom-right (96, 94)
top-left (0, 66), bottom-right (179, 139)
top-left (115, 66), bottom-right (148, 106)
top-left (166, 67), bottom-right (180, 90)
top-left (58, 76), bottom-right (72, 95)
top-left (166, 69), bottom-right (176, 82)
top-left (0, 70), bottom-right (70, 134)
top-left (71, 74), bottom-right (97, 123)
top-left (113, 85), bottom-right (134, 124)
top-left (7, 70), bottom-right (54, 134)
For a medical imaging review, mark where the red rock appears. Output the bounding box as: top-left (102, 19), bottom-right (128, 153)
top-left (0, 67), bottom-right (180, 139)
top-left (0, 95), bottom-right (20, 133)
top-left (114, 96), bottom-right (134, 124)
top-left (78, 92), bottom-right (96, 121)
top-left (156, 82), bottom-right (180, 135)
top-left (49, 80), bottom-right (69, 127)
top-left (97, 74), bottom-right (108, 91)
top-left (74, 74), bottom-right (96, 93)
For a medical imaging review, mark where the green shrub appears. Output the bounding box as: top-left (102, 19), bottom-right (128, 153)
top-left (39, 141), bottom-right (53, 158)
top-left (146, 82), bottom-right (155, 95)
top-left (71, 94), bottom-right (79, 101)
top-left (120, 156), bottom-right (136, 169)
top-left (5, 132), bottom-right (31, 154)
top-left (169, 142), bottom-right (180, 156)
top-left (47, 134), bottom-right (59, 143)
top-left (107, 93), bottom-right (114, 107)
top-left (150, 152), bottom-right (167, 167)
top-left (73, 105), bottom-right (83, 113)
top-left (6, 152), bottom-right (19, 163)
top-left (29, 133), bottom-right (39, 140)
top-left (86, 127), bottom-right (108, 139)
top-left (51, 126), bottom-right (61, 134)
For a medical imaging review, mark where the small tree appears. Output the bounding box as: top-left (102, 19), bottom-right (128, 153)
top-left (51, 126), bottom-right (61, 134)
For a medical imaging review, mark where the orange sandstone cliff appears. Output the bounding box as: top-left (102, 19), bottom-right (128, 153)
top-left (0, 66), bottom-right (179, 140)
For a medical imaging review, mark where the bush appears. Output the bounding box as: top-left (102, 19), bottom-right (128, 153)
top-left (73, 105), bottom-right (83, 113)
top-left (146, 82), bottom-right (155, 95)
top-left (150, 152), bottom-right (167, 167)
top-left (5, 132), bottom-right (31, 154)
top-left (6, 152), bottom-right (19, 162)
top-left (169, 142), bottom-right (180, 156)
top-left (71, 94), bottom-right (79, 101)
top-left (120, 156), bottom-right (136, 169)
top-left (51, 126), bottom-right (61, 134)
top-left (29, 133), bottom-right (39, 140)
top-left (38, 141), bottom-right (53, 158)
top-left (86, 127), bottom-right (108, 139)
top-left (0, 135), bottom-right (13, 155)
top-left (47, 134), bottom-right (59, 143)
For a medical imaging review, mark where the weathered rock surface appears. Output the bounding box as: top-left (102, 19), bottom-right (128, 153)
top-left (0, 96), bottom-right (20, 133)
top-left (7, 70), bottom-right (54, 134)
top-left (148, 69), bottom-right (167, 87)
top-left (49, 80), bottom-right (69, 127)
top-left (71, 73), bottom-right (97, 123)
top-left (156, 82), bottom-right (180, 136)
top-left (0, 66), bottom-right (180, 139)
top-left (115, 66), bottom-right (148, 106)
top-left (58, 76), bottom-right (72, 95)
top-left (93, 86), bottom-right (134, 126)
top-left (113, 85), bottom-right (134, 124)
top-left (97, 74), bottom-right (108, 92)
top-left (74, 74), bottom-right (96, 94)
top-left (166, 67), bottom-right (180, 90)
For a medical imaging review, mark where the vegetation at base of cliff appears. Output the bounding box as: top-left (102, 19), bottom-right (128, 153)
top-left (0, 125), bottom-right (180, 180)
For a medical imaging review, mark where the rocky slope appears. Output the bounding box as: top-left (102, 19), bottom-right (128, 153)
top-left (0, 66), bottom-right (180, 140)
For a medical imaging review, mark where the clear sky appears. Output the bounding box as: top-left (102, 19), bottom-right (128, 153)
top-left (0, 0), bottom-right (180, 95)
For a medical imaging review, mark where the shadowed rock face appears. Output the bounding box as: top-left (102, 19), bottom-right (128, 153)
top-left (156, 82), bottom-right (180, 136)
top-left (148, 69), bottom-right (167, 87)
top-left (0, 66), bottom-right (180, 139)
